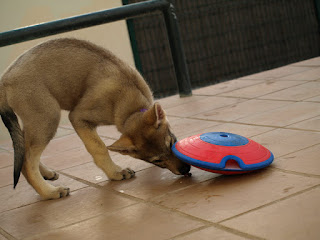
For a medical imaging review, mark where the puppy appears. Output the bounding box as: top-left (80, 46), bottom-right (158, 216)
top-left (0, 38), bottom-right (190, 200)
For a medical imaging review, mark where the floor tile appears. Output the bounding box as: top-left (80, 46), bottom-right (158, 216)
top-left (41, 147), bottom-right (93, 171)
top-left (62, 154), bottom-right (152, 184)
top-left (194, 99), bottom-right (290, 122)
top-left (173, 226), bottom-right (247, 240)
top-left (193, 79), bottom-right (261, 96)
top-left (305, 95), bottom-right (320, 102)
top-left (220, 80), bottom-right (304, 99)
top-left (59, 110), bottom-right (71, 126)
top-left (275, 144), bottom-right (320, 176)
top-left (167, 115), bottom-right (184, 123)
top-left (0, 151), bottom-right (12, 168)
top-left (97, 125), bottom-right (121, 140)
top-left (259, 81), bottom-right (320, 101)
top-left (0, 122), bottom-right (10, 143)
top-left (238, 102), bottom-right (320, 127)
top-left (0, 174), bottom-right (88, 213)
top-left (42, 134), bottom-right (85, 157)
top-left (42, 134), bottom-right (114, 158)
top-left (292, 57), bottom-right (320, 66)
top-left (287, 115), bottom-right (320, 131)
top-left (62, 162), bottom-right (109, 183)
top-left (26, 203), bottom-right (204, 240)
top-left (170, 118), bottom-right (221, 139)
top-left (178, 122), bottom-right (274, 141)
top-left (222, 187), bottom-right (320, 240)
top-left (0, 140), bottom-right (13, 152)
top-left (251, 129), bottom-right (320, 157)
top-left (158, 95), bottom-right (206, 109)
top-left (277, 67), bottom-right (320, 81)
top-left (165, 96), bottom-right (243, 118)
top-left (54, 127), bottom-right (74, 139)
top-left (153, 169), bottom-right (320, 223)
top-left (0, 123), bottom-right (73, 147)
top-left (101, 166), bottom-right (216, 200)
top-left (0, 165), bottom-right (25, 187)
top-left (0, 187), bottom-right (136, 239)
top-left (239, 66), bottom-right (311, 80)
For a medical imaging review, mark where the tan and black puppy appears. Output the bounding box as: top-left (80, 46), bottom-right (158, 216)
top-left (0, 38), bottom-right (190, 200)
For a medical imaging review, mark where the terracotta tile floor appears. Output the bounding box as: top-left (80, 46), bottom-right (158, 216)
top-left (1, 58), bottom-right (320, 240)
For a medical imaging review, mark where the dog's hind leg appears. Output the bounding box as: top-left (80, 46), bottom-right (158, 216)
top-left (40, 162), bottom-right (59, 180)
top-left (8, 89), bottom-right (69, 199)
top-left (23, 143), bottom-right (69, 199)
top-left (22, 118), bottom-right (69, 199)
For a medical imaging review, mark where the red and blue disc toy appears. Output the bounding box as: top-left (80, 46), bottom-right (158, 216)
top-left (172, 132), bottom-right (274, 174)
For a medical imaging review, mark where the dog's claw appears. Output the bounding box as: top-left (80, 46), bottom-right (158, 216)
top-left (59, 188), bottom-right (70, 198)
top-left (121, 168), bottom-right (135, 180)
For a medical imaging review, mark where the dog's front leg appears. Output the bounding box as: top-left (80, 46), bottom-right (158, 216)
top-left (69, 114), bottom-right (135, 180)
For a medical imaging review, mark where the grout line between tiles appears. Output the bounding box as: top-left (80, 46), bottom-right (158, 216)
top-left (169, 223), bottom-right (266, 240)
top-left (25, 201), bottom-right (141, 240)
top-left (58, 125), bottom-right (73, 131)
top-left (292, 64), bottom-right (320, 67)
top-left (167, 97), bottom-right (297, 122)
top-left (52, 131), bottom-right (76, 140)
top-left (193, 80), bottom-right (265, 96)
top-left (210, 224), bottom-right (266, 240)
top-left (275, 141), bottom-right (320, 157)
top-left (0, 186), bottom-right (92, 215)
top-left (147, 198), bottom-right (264, 240)
top-left (272, 141), bottom-right (320, 159)
top-left (100, 135), bottom-right (118, 141)
top-left (101, 176), bottom-right (266, 240)
top-left (210, 95), bottom-right (300, 103)
top-left (0, 226), bottom-right (17, 240)
top-left (195, 79), bottom-right (310, 100)
top-left (282, 113), bottom-right (320, 129)
top-left (165, 97), bottom-right (250, 118)
top-left (186, 115), bottom-right (320, 134)
top-left (218, 184), bottom-right (320, 224)
top-left (270, 166), bottom-right (320, 179)
top-left (0, 147), bottom-right (9, 152)
top-left (168, 225), bottom-right (210, 240)
top-left (252, 80), bottom-right (313, 100)
top-left (57, 171), bottom-right (102, 189)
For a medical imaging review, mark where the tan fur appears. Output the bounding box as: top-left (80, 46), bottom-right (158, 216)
top-left (0, 38), bottom-right (190, 200)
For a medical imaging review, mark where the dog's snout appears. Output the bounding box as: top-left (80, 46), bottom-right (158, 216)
top-left (179, 164), bottom-right (191, 175)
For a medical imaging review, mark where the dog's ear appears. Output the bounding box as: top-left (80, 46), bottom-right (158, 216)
top-left (107, 135), bottom-right (137, 154)
top-left (144, 103), bottom-right (166, 129)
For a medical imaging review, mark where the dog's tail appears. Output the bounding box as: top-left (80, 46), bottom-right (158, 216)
top-left (0, 86), bottom-right (25, 188)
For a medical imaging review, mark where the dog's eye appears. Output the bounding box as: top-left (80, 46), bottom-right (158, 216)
top-left (153, 159), bottom-right (163, 163)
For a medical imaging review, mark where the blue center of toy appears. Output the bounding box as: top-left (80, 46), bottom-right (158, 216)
top-left (200, 132), bottom-right (249, 146)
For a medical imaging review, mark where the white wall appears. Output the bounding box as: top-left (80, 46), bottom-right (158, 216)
top-left (0, 0), bottom-right (135, 142)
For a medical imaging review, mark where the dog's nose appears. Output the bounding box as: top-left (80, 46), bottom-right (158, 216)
top-left (179, 164), bottom-right (191, 175)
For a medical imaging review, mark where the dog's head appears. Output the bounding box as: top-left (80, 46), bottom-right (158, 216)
top-left (107, 103), bottom-right (191, 175)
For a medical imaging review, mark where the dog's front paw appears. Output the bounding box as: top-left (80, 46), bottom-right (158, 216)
top-left (110, 168), bottom-right (135, 181)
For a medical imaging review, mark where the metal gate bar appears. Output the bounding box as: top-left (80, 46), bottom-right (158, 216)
top-left (0, 0), bottom-right (192, 97)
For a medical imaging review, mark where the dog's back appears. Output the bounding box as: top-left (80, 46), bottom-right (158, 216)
top-left (1, 38), bottom-right (153, 111)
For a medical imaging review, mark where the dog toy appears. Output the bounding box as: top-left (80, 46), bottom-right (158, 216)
top-left (172, 132), bottom-right (274, 174)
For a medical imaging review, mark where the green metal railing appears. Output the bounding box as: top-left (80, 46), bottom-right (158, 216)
top-left (0, 0), bottom-right (192, 97)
